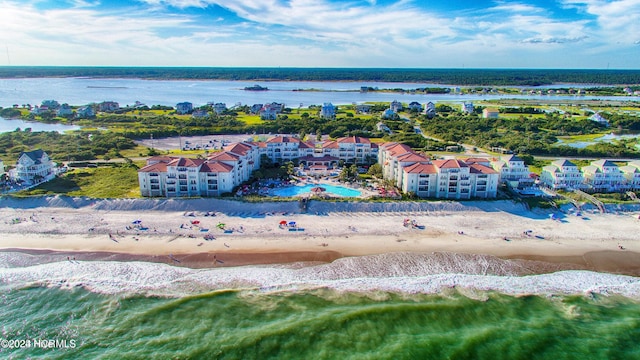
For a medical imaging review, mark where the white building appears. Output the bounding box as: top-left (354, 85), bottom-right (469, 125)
top-left (0, 160), bottom-right (5, 179)
top-left (379, 143), bottom-right (498, 199)
top-left (400, 159), bottom-right (498, 199)
top-left (424, 102), bottom-right (436, 118)
top-left (13, 149), bottom-right (56, 185)
top-left (321, 136), bottom-right (379, 165)
top-left (491, 155), bottom-right (533, 188)
top-left (540, 159), bottom-right (584, 190)
top-left (581, 159), bottom-right (625, 192)
top-left (462, 102), bottom-right (474, 114)
top-left (620, 161), bottom-right (640, 190)
top-left (390, 100), bottom-right (403, 112)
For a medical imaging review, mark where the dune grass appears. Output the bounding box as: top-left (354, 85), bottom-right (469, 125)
top-left (18, 164), bottom-right (142, 198)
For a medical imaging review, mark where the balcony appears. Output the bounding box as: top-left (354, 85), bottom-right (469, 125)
top-left (179, 180), bottom-right (187, 185)
top-left (178, 174), bottom-right (187, 180)
top-left (419, 181), bottom-right (429, 186)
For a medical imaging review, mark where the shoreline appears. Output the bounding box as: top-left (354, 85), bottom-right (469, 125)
top-left (2, 198), bottom-right (640, 277)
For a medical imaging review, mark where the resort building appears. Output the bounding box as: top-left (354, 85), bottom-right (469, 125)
top-left (491, 155), bottom-right (533, 189)
top-left (262, 136), bottom-right (314, 164)
top-left (540, 159), bottom-right (584, 190)
top-left (321, 136), bottom-right (379, 165)
top-left (620, 161), bottom-right (640, 190)
top-left (176, 102), bottom-right (193, 115)
top-left (12, 149), bottom-right (56, 185)
top-left (379, 143), bottom-right (498, 199)
top-left (461, 102), bottom-right (474, 114)
top-left (398, 158), bottom-right (498, 199)
top-left (482, 108), bottom-right (500, 118)
top-left (581, 159), bottom-right (625, 193)
top-left (320, 103), bottom-right (336, 119)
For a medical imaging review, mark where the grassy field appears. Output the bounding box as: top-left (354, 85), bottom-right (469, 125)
top-left (18, 163), bottom-right (142, 198)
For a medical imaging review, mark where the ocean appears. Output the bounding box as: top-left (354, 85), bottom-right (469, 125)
top-left (2, 251), bottom-right (640, 359)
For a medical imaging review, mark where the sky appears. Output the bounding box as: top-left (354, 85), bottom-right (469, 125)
top-left (0, 0), bottom-right (639, 68)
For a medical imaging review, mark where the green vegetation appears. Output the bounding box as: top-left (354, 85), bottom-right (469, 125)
top-left (17, 162), bottom-right (142, 198)
top-left (418, 109), bottom-right (640, 158)
top-left (0, 129), bottom-right (136, 163)
top-left (2, 67), bottom-right (640, 85)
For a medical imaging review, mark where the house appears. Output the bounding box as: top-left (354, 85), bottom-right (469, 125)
top-left (0, 160), bottom-right (5, 179)
top-left (382, 108), bottom-right (397, 119)
top-left (408, 102), bottom-right (423, 112)
top-left (390, 100), bottom-right (403, 112)
top-left (320, 103), bottom-right (336, 119)
top-left (424, 102), bottom-right (436, 118)
top-left (76, 105), bottom-right (95, 118)
top-left (482, 108), bottom-right (500, 119)
top-left (461, 102), bottom-right (474, 114)
top-left (260, 103), bottom-right (278, 120)
top-left (41, 100), bottom-right (60, 110)
top-left (13, 149), bottom-right (55, 185)
top-left (491, 155), bottom-right (533, 188)
top-left (376, 122), bottom-right (392, 134)
top-left (192, 109), bottom-right (209, 118)
top-left (356, 104), bottom-right (372, 114)
top-left (590, 113), bottom-right (609, 126)
top-left (56, 104), bottom-right (73, 117)
top-left (213, 103), bottom-right (227, 114)
top-left (581, 159), bottom-right (625, 192)
top-left (540, 159), bottom-right (584, 190)
top-left (176, 102), bottom-right (193, 115)
top-left (98, 101), bottom-right (120, 112)
top-left (620, 160), bottom-right (640, 190)
top-left (250, 104), bottom-right (264, 114)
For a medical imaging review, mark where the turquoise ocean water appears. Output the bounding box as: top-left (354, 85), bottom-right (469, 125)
top-left (2, 252), bottom-right (640, 359)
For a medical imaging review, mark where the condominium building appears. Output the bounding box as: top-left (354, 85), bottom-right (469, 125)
top-left (380, 143), bottom-right (498, 199)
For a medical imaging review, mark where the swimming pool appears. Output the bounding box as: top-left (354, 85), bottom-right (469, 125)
top-left (272, 184), bottom-right (362, 197)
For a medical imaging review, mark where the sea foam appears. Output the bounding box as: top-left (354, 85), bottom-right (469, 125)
top-left (1, 252), bottom-right (639, 299)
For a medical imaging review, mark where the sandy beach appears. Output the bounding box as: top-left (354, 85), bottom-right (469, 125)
top-left (1, 197), bottom-right (640, 275)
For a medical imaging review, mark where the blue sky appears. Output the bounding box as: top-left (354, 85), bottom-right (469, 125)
top-left (0, 0), bottom-right (638, 68)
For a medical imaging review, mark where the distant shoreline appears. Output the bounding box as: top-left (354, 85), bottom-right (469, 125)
top-left (1, 67), bottom-right (639, 86)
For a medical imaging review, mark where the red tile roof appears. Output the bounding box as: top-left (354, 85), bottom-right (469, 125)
top-left (337, 136), bottom-right (371, 144)
top-left (167, 157), bottom-right (204, 167)
top-left (201, 161), bottom-right (234, 173)
top-left (432, 159), bottom-right (468, 169)
top-left (138, 162), bottom-right (168, 173)
top-left (404, 162), bottom-right (437, 174)
top-left (469, 164), bottom-right (498, 174)
top-left (267, 136), bottom-right (300, 143)
top-left (207, 152), bottom-right (240, 162)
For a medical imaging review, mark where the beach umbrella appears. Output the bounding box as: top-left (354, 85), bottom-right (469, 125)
top-left (289, 221), bottom-right (296, 226)
top-left (217, 223), bottom-right (226, 229)
top-left (311, 186), bottom-right (326, 193)
top-left (132, 220), bottom-right (142, 224)
top-left (279, 220), bottom-right (288, 225)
